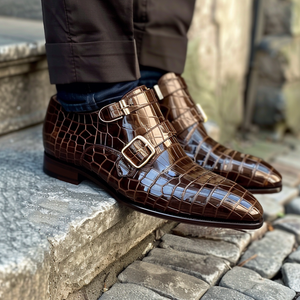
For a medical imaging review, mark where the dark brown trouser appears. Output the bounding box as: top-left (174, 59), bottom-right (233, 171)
top-left (41, 0), bottom-right (196, 84)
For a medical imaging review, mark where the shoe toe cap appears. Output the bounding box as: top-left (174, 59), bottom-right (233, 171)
top-left (190, 180), bottom-right (263, 223)
top-left (253, 160), bottom-right (282, 188)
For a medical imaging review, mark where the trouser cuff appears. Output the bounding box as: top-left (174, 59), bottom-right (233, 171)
top-left (45, 40), bottom-right (140, 84)
top-left (135, 30), bottom-right (188, 74)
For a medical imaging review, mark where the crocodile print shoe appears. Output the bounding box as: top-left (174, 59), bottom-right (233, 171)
top-left (157, 73), bottom-right (282, 194)
top-left (43, 86), bottom-right (263, 229)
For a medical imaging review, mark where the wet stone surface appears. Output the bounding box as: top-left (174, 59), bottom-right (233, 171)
top-left (172, 224), bottom-right (251, 251)
top-left (118, 261), bottom-right (209, 300)
top-left (160, 234), bottom-right (241, 265)
top-left (220, 266), bottom-right (296, 300)
top-left (238, 230), bottom-right (295, 278)
top-left (282, 263), bottom-right (300, 292)
top-left (143, 248), bottom-right (230, 286)
top-left (257, 197), bottom-right (284, 222)
top-left (286, 197), bottom-right (300, 215)
top-left (288, 246), bottom-right (300, 263)
top-left (201, 286), bottom-right (255, 300)
top-left (99, 283), bottom-right (169, 300)
top-left (273, 214), bottom-right (300, 243)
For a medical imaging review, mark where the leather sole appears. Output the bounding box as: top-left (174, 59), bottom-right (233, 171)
top-left (43, 152), bottom-right (264, 230)
top-left (247, 186), bottom-right (282, 194)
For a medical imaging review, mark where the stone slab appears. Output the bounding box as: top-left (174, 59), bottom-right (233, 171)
top-left (172, 224), bottom-right (251, 251)
top-left (288, 246), bottom-right (300, 263)
top-left (0, 17), bottom-right (55, 135)
top-left (118, 261), bottom-right (209, 300)
top-left (0, 60), bottom-right (55, 136)
top-left (220, 266), bottom-right (296, 300)
top-left (0, 0), bottom-right (43, 20)
top-left (143, 248), bottom-right (229, 286)
top-left (286, 197), bottom-right (300, 215)
top-left (99, 283), bottom-right (169, 300)
top-left (0, 17), bottom-right (45, 62)
top-left (255, 186), bottom-right (299, 206)
top-left (160, 233), bottom-right (241, 265)
top-left (282, 263), bottom-right (300, 292)
top-left (238, 230), bottom-right (295, 278)
top-left (273, 214), bottom-right (300, 243)
top-left (0, 125), bottom-right (166, 300)
top-left (258, 197), bottom-right (284, 222)
top-left (201, 286), bottom-right (255, 300)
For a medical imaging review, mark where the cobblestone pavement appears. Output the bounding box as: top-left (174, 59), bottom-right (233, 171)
top-left (98, 138), bottom-right (300, 300)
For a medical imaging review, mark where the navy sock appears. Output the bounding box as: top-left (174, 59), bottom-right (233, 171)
top-left (56, 80), bottom-right (139, 112)
top-left (139, 66), bottom-right (167, 88)
top-left (56, 66), bottom-right (166, 113)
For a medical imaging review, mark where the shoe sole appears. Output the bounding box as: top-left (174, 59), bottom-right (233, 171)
top-left (247, 186), bottom-right (282, 194)
top-left (43, 152), bottom-right (264, 230)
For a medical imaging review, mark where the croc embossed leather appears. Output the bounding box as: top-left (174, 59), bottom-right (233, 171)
top-left (158, 73), bottom-right (282, 194)
top-left (43, 86), bottom-right (263, 229)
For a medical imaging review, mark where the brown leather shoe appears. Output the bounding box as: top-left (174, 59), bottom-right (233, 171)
top-left (157, 73), bottom-right (282, 194)
top-left (43, 86), bottom-right (263, 229)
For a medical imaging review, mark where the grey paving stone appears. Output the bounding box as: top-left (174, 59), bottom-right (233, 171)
top-left (143, 248), bottom-right (229, 286)
top-left (273, 215), bottom-right (300, 243)
top-left (99, 283), bottom-right (169, 300)
top-left (118, 261), bottom-right (209, 300)
top-left (255, 186), bottom-right (299, 206)
top-left (258, 197), bottom-right (284, 222)
top-left (172, 224), bottom-right (251, 251)
top-left (288, 246), bottom-right (300, 263)
top-left (201, 286), bottom-right (254, 300)
top-left (160, 234), bottom-right (241, 265)
top-left (238, 230), bottom-right (295, 278)
top-left (220, 266), bottom-right (296, 300)
top-left (282, 263), bottom-right (300, 292)
top-left (286, 197), bottom-right (300, 215)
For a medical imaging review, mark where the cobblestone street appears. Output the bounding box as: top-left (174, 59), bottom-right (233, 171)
top-left (1, 1), bottom-right (300, 298)
top-left (97, 138), bottom-right (300, 300)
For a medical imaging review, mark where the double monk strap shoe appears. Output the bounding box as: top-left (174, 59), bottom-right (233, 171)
top-left (157, 73), bottom-right (282, 194)
top-left (43, 86), bottom-right (263, 229)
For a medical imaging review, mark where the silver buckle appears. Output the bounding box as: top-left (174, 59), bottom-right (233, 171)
top-left (154, 85), bottom-right (164, 100)
top-left (98, 99), bottom-right (130, 123)
top-left (121, 135), bottom-right (155, 169)
top-left (196, 104), bottom-right (208, 123)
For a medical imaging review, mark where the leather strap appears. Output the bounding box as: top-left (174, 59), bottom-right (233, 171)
top-left (159, 76), bottom-right (187, 98)
top-left (98, 89), bottom-right (158, 122)
top-left (171, 107), bottom-right (203, 134)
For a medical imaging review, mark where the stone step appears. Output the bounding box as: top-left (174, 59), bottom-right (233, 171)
top-left (0, 124), bottom-right (170, 300)
top-left (0, 16), bottom-right (55, 136)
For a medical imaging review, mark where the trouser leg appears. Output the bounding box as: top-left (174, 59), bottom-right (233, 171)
top-left (134, 0), bottom-right (196, 74)
top-left (41, 0), bottom-right (140, 84)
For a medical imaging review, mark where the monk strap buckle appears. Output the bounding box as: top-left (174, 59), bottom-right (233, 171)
top-left (98, 99), bottom-right (131, 123)
top-left (154, 85), bottom-right (164, 100)
top-left (119, 99), bottom-right (130, 115)
top-left (122, 135), bottom-right (155, 169)
top-left (196, 104), bottom-right (208, 123)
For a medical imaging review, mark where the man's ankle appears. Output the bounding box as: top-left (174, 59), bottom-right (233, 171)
top-left (56, 80), bottom-right (139, 112)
